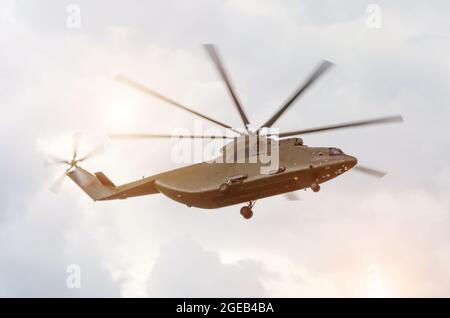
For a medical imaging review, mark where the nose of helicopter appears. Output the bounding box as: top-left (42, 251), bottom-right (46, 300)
top-left (328, 154), bottom-right (357, 175)
top-left (345, 155), bottom-right (358, 169)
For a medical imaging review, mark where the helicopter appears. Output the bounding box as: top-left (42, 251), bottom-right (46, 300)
top-left (47, 45), bottom-right (403, 219)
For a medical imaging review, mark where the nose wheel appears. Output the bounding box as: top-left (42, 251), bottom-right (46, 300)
top-left (240, 201), bottom-right (255, 219)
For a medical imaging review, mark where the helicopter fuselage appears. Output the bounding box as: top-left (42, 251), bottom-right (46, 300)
top-left (58, 47), bottom-right (400, 220)
top-left (150, 138), bottom-right (357, 209)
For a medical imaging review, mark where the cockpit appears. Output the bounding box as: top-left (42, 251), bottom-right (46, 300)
top-left (329, 147), bottom-right (344, 156)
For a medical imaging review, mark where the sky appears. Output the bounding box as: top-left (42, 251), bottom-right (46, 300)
top-left (1, 0), bottom-right (450, 297)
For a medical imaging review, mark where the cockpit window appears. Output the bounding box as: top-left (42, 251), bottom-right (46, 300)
top-left (329, 148), bottom-right (344, 156)
top-left (294, 138), bottom-right (303, 146)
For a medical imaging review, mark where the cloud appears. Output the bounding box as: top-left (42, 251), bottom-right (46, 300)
top-left (0, 0), bottom-right (450, 297)
top-left (0, 190), bottom-right (122, 297)
top-left (146, 238), bottom-right (265, 297)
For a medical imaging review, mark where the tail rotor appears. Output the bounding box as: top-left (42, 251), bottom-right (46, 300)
top-left (46, 134), bottom-right (104, 193)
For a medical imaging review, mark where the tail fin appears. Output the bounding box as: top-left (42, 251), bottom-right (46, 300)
top-left (67, 167), bottom-right (115, 201)
top-left (95, 172), bottom-right (115, 187)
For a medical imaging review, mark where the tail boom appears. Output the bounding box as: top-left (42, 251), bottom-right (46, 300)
top-left (67, 167), bottom-right (159, 201)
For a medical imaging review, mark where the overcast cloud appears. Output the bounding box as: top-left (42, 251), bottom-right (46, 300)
top-left (1, 0), bottom-right (450, 297)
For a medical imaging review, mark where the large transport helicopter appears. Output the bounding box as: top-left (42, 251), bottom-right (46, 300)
top-left (48, 45), bottom-right (403, 219)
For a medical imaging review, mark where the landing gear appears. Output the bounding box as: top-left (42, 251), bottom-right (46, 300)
top-left (311, 183), bottom-right (321, 192)
top-left (240, 206), bottom-right (253, 219)
top-left (240, 201), bottom-right (255, 219)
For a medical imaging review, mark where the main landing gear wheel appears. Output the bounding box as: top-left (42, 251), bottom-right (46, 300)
top-left (311, 183), bottom-right (321, 192)
top-left (240, 201), bottom-right (255, 219)
top-left (240, 206), bottom-right (253, 219)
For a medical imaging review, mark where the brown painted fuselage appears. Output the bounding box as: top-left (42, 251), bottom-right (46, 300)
top-left (93, 138), bottom-right (356, 209)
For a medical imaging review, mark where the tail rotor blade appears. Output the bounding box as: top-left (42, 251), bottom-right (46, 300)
top-left (78, 144), bottom-right (105, 162)
top-left (72, 132), bottom-right (81, 161)
top-left (49, 167), bottom-right (71, 193)
top-left (47, 136), bottom-right (105, 193)
top-left (44, 155), bottom-right (70, 166)
top-left (353, 165), bottom-right (387, 178)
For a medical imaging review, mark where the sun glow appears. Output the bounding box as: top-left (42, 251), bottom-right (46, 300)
top-left (110, 102), bottom-right (134, 126)
top-left (99, 87), bottom-right (141, 131)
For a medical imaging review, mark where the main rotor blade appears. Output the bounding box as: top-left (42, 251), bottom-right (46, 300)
top-left (116, 75), bottom-right (237, 133)
top-left (285, 192), bottom-right (301, 201)
top-left (353, 165), bottom-right (387, 178)
top-left (261, 60), bottom-right (334, 129)
top-left (204, 44), bottom-right (250, 128)
top-left (278, 115), bottom-right (403, 138)
top-left (109, 133), bottom-right (235, 140)
top-left (78, 144), bottom-right (105, 162)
